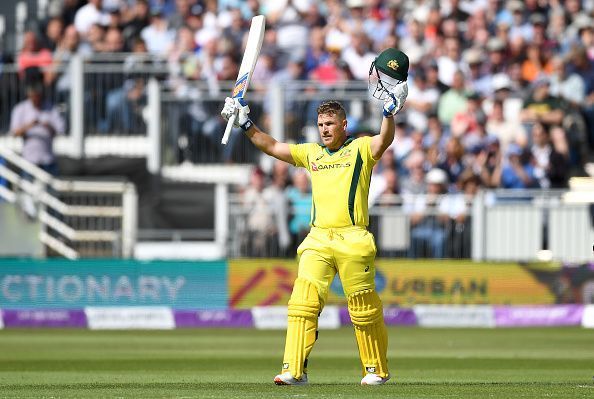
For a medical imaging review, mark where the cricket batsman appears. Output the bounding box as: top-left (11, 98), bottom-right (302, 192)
top-left (221, 48), bottom-right (409, 386)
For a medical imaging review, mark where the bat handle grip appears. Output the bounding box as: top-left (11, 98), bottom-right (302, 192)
top-left (222, 114), bottom-right (236, 145)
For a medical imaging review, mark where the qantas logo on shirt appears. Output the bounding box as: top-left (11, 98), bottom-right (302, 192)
top-left (310, 162), bottom-right (351, 171)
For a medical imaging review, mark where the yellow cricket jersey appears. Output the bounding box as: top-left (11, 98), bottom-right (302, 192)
top-left (289, 136), bottom-right (377, 228)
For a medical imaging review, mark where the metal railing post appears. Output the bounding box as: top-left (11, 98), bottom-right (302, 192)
top-left (215, 183), bottom-right (229, 257)
top-left (147, 78), bottom-right (161, 174)
top-left (70, 55), bottom-right (84, 158)
top-left (471, 190), bottom-right (486, 261)
top-left (121, 183), bottom-right (138, 258)
top-left (270, 82), bottom-right (284, 142)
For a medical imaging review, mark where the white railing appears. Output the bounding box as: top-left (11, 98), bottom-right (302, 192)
top-left (0, 147), bottom-right (137, 259)
top-left (227, 189), bottom-right (594, 262)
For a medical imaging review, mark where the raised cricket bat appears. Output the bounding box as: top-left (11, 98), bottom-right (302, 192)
top-left (221, 15), bottom-right (266, 145)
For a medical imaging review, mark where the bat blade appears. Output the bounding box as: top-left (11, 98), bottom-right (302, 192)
top-left (222, 15), bottom-right (265, 145)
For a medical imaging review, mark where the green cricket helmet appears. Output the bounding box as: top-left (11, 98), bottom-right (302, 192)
top-left (369, 48), bottom-right (409, 100)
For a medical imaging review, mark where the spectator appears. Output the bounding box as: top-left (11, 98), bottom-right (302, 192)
top-left (437, 70), bottom-right (468, 127)
top-left (41, 17), bottom-right (65, 52)
top-left (242, 167), bottom-right (289, 257)
top-left (530, 122), bottom-right (569, 189)
top-left (141, 6), bottom-right (175, 56)
top-left (497, 143), bottom-right (538, 189)
top-left (520, 77), bottom-right (565, 129)
top-left (342, 29), bottom-right (376, 80)
top-left (405, 168), bottom-right (449, 259)
top-left (406, 69), bottom-right (440, 132)
top-left (74, 0), bottom-right (110, 36)
top-left (485, 99), bottom-right (526, 154)
top-left (17, 31), bottom-right (53, 80)
top-left (121, 0), bottom-right (151, 48)
top-left (285, 169), bottom-right (312, 252)
top-left (10, 76), bottom-right (65, 175)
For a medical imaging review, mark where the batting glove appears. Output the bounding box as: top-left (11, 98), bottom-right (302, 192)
top-left (235, 98), bottom-right (253, 131)
top-left (221, 97), bottom-right (239, 126)
top-left (383, 82), bottom-right (408, 117)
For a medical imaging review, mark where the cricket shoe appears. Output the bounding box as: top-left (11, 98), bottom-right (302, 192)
top-left (274, 372), bottom-right (308, 386)
top-left (361, 373), bottom-right (390, 386)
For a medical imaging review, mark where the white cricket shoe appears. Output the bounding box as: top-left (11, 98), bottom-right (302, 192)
top-left (361, 373), bottom-right (390, 385)
top-left (274, 371), bottom-right (308, 386)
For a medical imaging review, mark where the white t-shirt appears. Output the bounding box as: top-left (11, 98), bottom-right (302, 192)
top-left (74, 3), bottom-right (110, 34)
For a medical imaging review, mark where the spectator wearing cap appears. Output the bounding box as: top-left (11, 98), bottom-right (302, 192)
top-left (507, 0), bottom-right (531, 42)
top-left (566, 47), bottom-right (594, 147)
top-left (140, 6), bottom-right (175, 56)
top-left (463, 48), bottom-right (491, 97)
top-left (74, 0), bottom-right (111, 36)
top-left (404, 168), bottom-right (449, 259)
top-left (520, 77), bottom-right (565, 128)
top-left (486, 37), bottom-right (508, 74)
top-left (10, 78), bottom-right (65, 176)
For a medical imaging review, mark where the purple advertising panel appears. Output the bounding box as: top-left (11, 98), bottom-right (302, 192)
top-left (494, 305), bottom-right (584, 327)
top-left (2, 309), bottom-right (87, 328)
top-left (339, 307), bottom-right (418, 326)
top-left (174, 309), bottom-right (253, 328)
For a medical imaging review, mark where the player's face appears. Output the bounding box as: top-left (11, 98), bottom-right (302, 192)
top-left (317, 113), bottom-right (347, 150)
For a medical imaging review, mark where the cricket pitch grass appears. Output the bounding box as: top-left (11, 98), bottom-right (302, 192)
top-left (0, 327), bottom-right (592, 398)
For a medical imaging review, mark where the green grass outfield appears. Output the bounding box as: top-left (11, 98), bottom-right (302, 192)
top-left (0, 327), bottom-right (593, 398)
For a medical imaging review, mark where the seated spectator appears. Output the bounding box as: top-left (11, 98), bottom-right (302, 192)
top-left (438, 137), bottom-right (465, 186)
top-left (285, 170), bottom-right (312, 252)
top-left (521, 43), bottom-right (554, 83)
top-left (406, 69), bottom-right (440, 132)
top-left (10, 76), bottom-right (65, 176)
top-left (400, 150), bottom-right (426, 195)
top-left (520, 77), bottom-right (565, 129)
top-left (405, 168), bottom-right (449, 259)
top-left (17, 31), bottom-right (53, 81)
top-left (485, 99), bottom-right (526, 154)
top-left (472, 135), bottom-right (502, 188)
top-left (74, 0), bottom-right (110, 36)
top-left (437, 70), bottom-right (468, 127)
top-left (141, 6), bottom-right (175, 56)
top-left (497, 143), bottom-right (538, 189)
top-left (530, 122), bottom-right (569, 188)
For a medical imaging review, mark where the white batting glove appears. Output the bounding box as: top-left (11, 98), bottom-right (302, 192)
top-left (221, 97), bottom-right (240, 127)
top-left (383, 82), bottom-right (408, 117)
top-left (234, 98), bottom-right (252, 129)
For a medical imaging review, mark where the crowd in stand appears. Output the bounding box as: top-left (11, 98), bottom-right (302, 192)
top-left (4, 0), bottom-right (594, 256)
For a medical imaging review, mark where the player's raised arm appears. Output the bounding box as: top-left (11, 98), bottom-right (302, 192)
top-left (368, 49), bottom-right (409, 160)
top-left (221, 97), bottom-right (295, 165)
